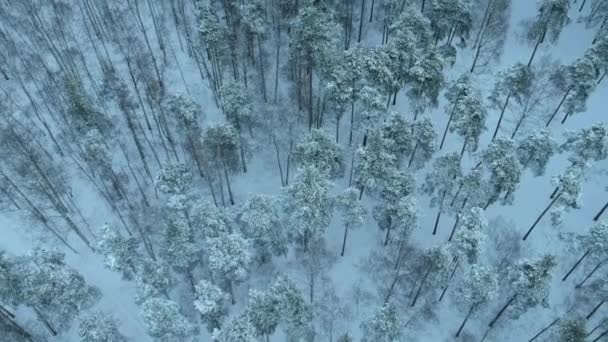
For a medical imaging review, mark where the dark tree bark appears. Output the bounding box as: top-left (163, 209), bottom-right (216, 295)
top-left (576, 258), bottom-right (608, 288)
top-left (523, 192), bottom-right (561, 241)
top-left (587, 300), bottom-right (604, 320)
top-left (562, 249), bottom-right (591, 281)
top-left (488, 294), bottom-right (518, 328)
top-left (456, 303), bottom-right (477, 337)
top-left (492, 91), bottom-right (512, 141)
top-left (594, 200), bottom-right (608, 221)
top-left (358, 0), bottom-right (366, 43)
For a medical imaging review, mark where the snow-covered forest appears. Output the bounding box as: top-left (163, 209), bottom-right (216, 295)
top-left (0, 0), bottom-right (607, 341)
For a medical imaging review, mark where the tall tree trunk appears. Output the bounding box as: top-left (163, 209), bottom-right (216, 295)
top-left (222, 161), bottom-right (236, 206)
top-left (369, 0), bottom-right (375, 22)
top-left (528, 317), bottom-right (561, 341)
top-left (258, 35), bottom-right (267, 103)
top-left (439, 257), bottom-right (459, 302)
top-left (449, 197), bottom-right (468, 241)
top-left (384, 222), bottom-right (393, 246)
top-left (527, 28), bottom-right (546, 67)
top-left (492, 91), bottom-right (512, 141)
top-left (594, 200), bottom-right (608, 221)
top-left (522, 192), bottom-right (561, 241)
top-left (33, 306), bottom-right (57, 336)
top-left (411, 267), bottom-right (432, 307)
top-left (341, 223), bottom-right (350, 256)
top-left (440, 99), bottom-right (458, 150)
top-left (576, 258), bottom-right (608, 288)
top-left (579, 0), bottom-right (587, 12)
top-left (488, 294), bottom-right (518, 328)
top-left (592, 329), bottom-right (608, 342)
top-left (273, 136), bottom-right (285, 186)
top-left (274, 24), bottom-right (280, 104)
top-left (432, 191), bottom-right (447, 235)
top-left (545, 87), bottom-right (572, 126)
top-left (456, 303), bottom-right (477, 337)
top-left (407, 142), bottom-right (419, 168)
top-left (587, 301), bottom-right (604, 320)
top-left (562, 249), bottom-right (591, 281)
top-left (358, 0), bottom-right (366, 43)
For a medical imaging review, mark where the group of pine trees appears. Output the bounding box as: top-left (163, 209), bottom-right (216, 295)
top-left (0, 0), bottom-right (607, 341)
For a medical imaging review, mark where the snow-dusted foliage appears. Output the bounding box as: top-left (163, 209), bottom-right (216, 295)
top-left (166, 93), bottom-right (204, 128)
top-left (134, 259), bottom-right (173, 304)
top-left (193, 198), bottom-right (230, 238)
top-left (505, 255), bottom-right (557, 319)
top-left (516, 130), bottom-right (558, 176)
top-left (356, 130), bottom-right (397, 193)
top-left (97, 223), bottom-right (142, 280)
top-left (212, 313), bottom-right (257, 342)
top-left (206, 233), bottom-right (251, 295)
top-left (246, 289), bottom-right (280, 339)
top-left (409, 117), bottom-right (438, 169)
top-left (293, 129), bottom-right (344, 178)
top-left (141, 298), bottom-right (196, 341)
top-left (550, 162), bottom-right (588, 225)
top-left (479, 137), bottom-right (522, 207)
top-left (422, 152), bottom-right (462, 208)
top-left (455, 265), bottom-right (498, 307)
top-left (560, 122), bottom-right (608, 163)
top-left (381, 113), bottom-right (415, 161)
top-left (450, 89), bottom-right (487, 154)
top-left (237, 194), bottom-right (286, 261)
top-left (155, 163), bottom-right (193, 194)
top-left (526, 0), bottom-right (570, 45)
top-left (78, 311), bottom-right (127, 342)
top-left (360, 302), bottom-right (402, 342)
top-left (451, 207), bottom-right (487, 264)
top-left (557, 318), bottom-right (587, 342)
top-left (270, 276), bottom-right (313, 341)
top-left (337, 187), bottom-right (367, 228)
top-left (284, 165), bottom-right (334, 246)
top-left (194, 280), bottom-right (228, 332)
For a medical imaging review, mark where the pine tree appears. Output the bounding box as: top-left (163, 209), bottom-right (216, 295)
top-left (487, 255), bottom-right (556, 329)
top-left (237, 194), bottom-right (287, 262)
top-left (373, 170), bottom-right (416, 245)
top-left (213, 313), bottom-right (257, 342)
top-left (562, 220), bottom-right (608, 282)
top-left (516, 129), bottom-right (558, 177)
top-left (560, 122), bottom-right (608, 164)
top-left (557, 318), bottom-right (587, 342)
top-left (283, 165), bottom-right (334, 250)
top-left (293, 129), bottom-right (345, 178)
top-left (481, 138), bottom-right (522, 209)
top-left (78, 311), bottom-right (127, 342)
top-left (450, 89), bottom-right (487, 158)
top-left (207, 232), bottom-right (251, 304)
top-left (450, 207), bottom-right (487, 264)
top-left (488, 63), bottom-right (534, 140)
top-left (428, 0), bottom-right (474, 46)
top-left (193, 198), bottom-right (231, 238)
top-left (141, 298), bottom-right (196, 342)
top-left (360, 302), bottom-right (401, 342)
top-left (381, 113), bottom-right (415, 162)
top-left (441, 73), bottom-right (474, 149)
top-left (356, 130), bottom-right (397, 197)
top-left (408, 117), bottom-right (438, 169)
top-left (525, 0), bottom-right (570, 67)
top-left (453, 265), bottom-right (498, 337)
top-left (470, 0), bottom-right (511, 73)
top-left (270, 276), bottom-right (314, 342)
top-left (204, 124), bottom-right (243, 205)
top-left (134, 259), bottom-right (173, 304)
top-left (337, 187), bottom-right (367, 256)
top-left (405, 47), bottom-right (445, 118)
top-left (16, 248), bottom-right (100, 335)
top-left (246, 289), bottom-right (280, 341)
top-left (422, 152), bottom-right (462, 235)
top-left (155, 163), bottom-right (193, 195)
top-left (219, 82), bottom-right (257, 169)
top-left (194, 280), bottom-right (228, 332)
top-left (97, 223), bottom-right (142, 280)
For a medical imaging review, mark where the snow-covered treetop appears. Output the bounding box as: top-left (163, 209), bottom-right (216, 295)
top-left (141, 297), bottom-right (196, 341)
top-left (155, 163), bottom-right (193, 194)
top-left (560, 122), bottom-right (608, 163)
top-left (489, 63), bottom-right (535, 108)
top-left (337, 187), bottom-right (367, 227)
top-left (451, 93), bottom-right (487, 153)
top-left (246, 289), bottom-right (280, 337)
top-left (360, 302), bottom-right (402, 342)
top-left (193, 198), bottom-right (230, 238)
top-left (166, 93), bottom-right (203, 128)
top-left (97, 223), bottom-right (141, 280)
top-left (507, 255), bottom-right (556, 316)
top-left (516, 129), bottom-right (558, 177)
top-left (381, 113), bottom-right (414, 160)
top-left (557, 318), bottom-right (587, 342)
top-left (238, 194), bottom-right (286, 260)
top-left (356, 130), bottom-right (397, 192)
top-left (406, 48), bottom-right (445, 114)
top-left (380, 169), bottom-right (416, 204)
top-left (219, 82), bottom-right (256, 129)
top-left (193, 279), bottom-right (227, 330)
top-left (392, 195), bottom-right (419, 242)
top-left (197, 0), bottom-right (229, 48)
top-left (429, 0), bottom-right (474, 43)
top-left (207, 232), bottom-right (251, 283)
top-left (134, 259), bottom-right (173, 304)
top-left (356, 86), bottom-right (387, 131)
top-left (451, 207), bottom-right (487, 264)
top-left (283, 165), bottom-right (334, 241)
top-left (0, 251), bottom-right (20, 306)
top-left (293, 129), bottom-right (344, 178)
top-left (422, 152), bottom-right (462, 200)
top-left (410, 117), bottom-right (438, 169)
top-left (526, 0), bottom-right (571, 44)
top-left (240, 0), bottom-right (268, 35)
top-left (213, 313), bottom-right (257, 342)
top-left (289, 1), bottom-right (339, 68)
top-left (454, 265), bottom-right (498, 307)
top-left (204, 124), bottom-right (242, 169)
top-left (78, 311), bottom-right (127, 342)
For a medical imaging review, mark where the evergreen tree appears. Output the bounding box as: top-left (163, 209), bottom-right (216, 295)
top-left (408, 117), bottom-right (438, 169)
top-left (141, 298), bottom-right (196, 342)
top-left (405, 47), bottom-right (445, 118)
top-left (155, 163), bottom-right (193, 195)
top-left (237, 194), bottom-right (287, 262)
top-left (283, 165), bottom-right (334, 250)
top-left (293, 129), bottom-right (345, 178)
top-left (516, 129), bottom-right (558, 177)
top-left (557, 318), bottom-right (587, 342)
top-left (193, 198), bottom-right (231, 238)
top-left (337, 187), bottom-right (367, 256)
top-left (356, 130), bottom-right (397, 197)
top-left (453, 265), bottom-right (498, 337)
top-left (381, 113), bottom-right (415, 162)
top-left (204, 124), bottom-right (243, 204)
top-left (246, 289), bottom-right (281, 341)
top-left (450, 207), bottom-right (487, 264)
top-left (422, 152), bottom-right (462, 235)
top-left (270, 276), bottom-right (314, 342)
top-left (450, 88), bottom-right (487, 158)
top-left (207, 232), bottom-right (251, 304)
top-left (562, 220), bottom-right (608, 282)
top-left (134, 259), bottom-right (173, 304)
top-left (428, 0), bottom-right (474, 46)
top-left (488, 63), bottom-right (534, 140)
top-left (213, 313), bottom-right (257, 342)
top-left (194, 280), bottom-right (228, 332)
top-left (360, 302), bottom-right (401, 342)
top-left (441, 73), bottom-right (474, 149)
top-left (78, 311), bottom-right (127, 342)
top-left (97, 223), bottom-right (142, 280)
top-left (481, 137), bottom-right (522, 209)
top-left (525, 0), bottom-right (570, 66)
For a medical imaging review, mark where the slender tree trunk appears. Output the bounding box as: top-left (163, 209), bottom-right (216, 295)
top-left (359, 185), bottom-right (365, 200)
top-left (456, 303), bottom-right (477, 337)
top-left (528, 317), bottom-right (561, 341)
top-left (33, 306), bottom-right (57, 336)
top-left (0, 308), bottom-right (32, 340)
top-left (273, 136), bottom-right (285, 186)
top-left (587, 301), bottom-right (604, 320)
top-left (308, 65), bottom-right (313, 131)
top-left (579, 0), bottom-right (587, 12)
top-left (562, 249), bottom-right (591, 281)
top-left (411, 267), bottom-right (432, 307)
top-left (407, 142), bottom-right (419, 168)
top-left (449, 197), bottom-right (468, 241)
top-left (341, 224), bottom-right (349, 256)
top-left (228, 281), bottom-right (236, 305)
top-left (274, 24), bottom-right (280, 104)
top-left (492, 91), bottom-right (512, 141)
top-left (258, 35), bottom-right (267, 103)
top-left (358, 0), bottom-right (366, 43)
top-left (527, 28), bottom-right (546, 68)
top-left (592, 329), bottom-right (608, 342)
top-left (550, 186), bottom-right (560, 199)
top-left (432, 191), bottom-right (447, 235)
top-left (384, 222), bottom-right (393, 246)
top-left (576, 258), bottom-right (608, 288)
top-left (222, 161), bottom-right (235, 206)
top-left (439, 257), bottom-right (459, 302)
top-left (349, 84), bottom-right (356, 145)
top-left (440, 100), bottom-right (458, 149)
top-left (522, 192), bottom-right (561, 241)
top-left (488, 294), bottom-right (518, 328)
top-left (545, 87), bottom-right (572, 126)
top-left (594, 200), bottom-right (608, 221)
top-left (369, 0), bottom-right (375, 22)
top-left (472, 0), bottom-right (493, 49)
top-left (420, 0), bottom-right (426, 12)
